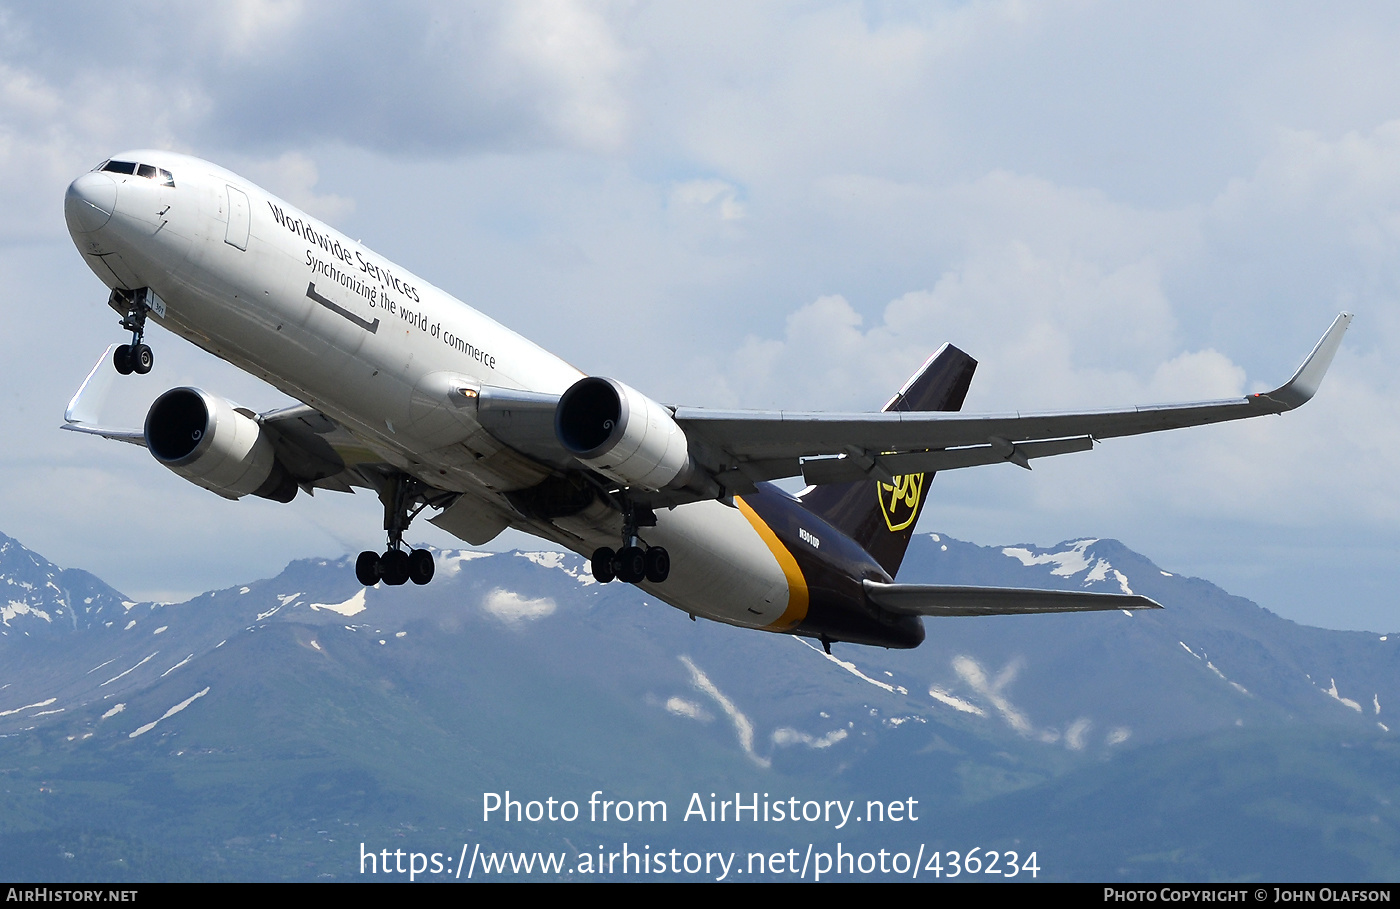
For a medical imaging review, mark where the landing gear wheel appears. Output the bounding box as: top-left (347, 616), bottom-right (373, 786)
top-left (355, 551), bottom-right (382, 586)
top-left (591, 547), bottom-right (616, 584)
top-left (379, 549), bottom-right (410, 586)
top-left (644, 546), bottom-right (670, 583)
top-left (616, 546), bottom-right (646, 584)
top-left (113, 344), bottom-right (133, 375)
top-left (352, 472), bottom-right (454, 588)
top-left (408, 548), bottom-right (435, 585)
top-left (130, 343), bottom-right (153, 375)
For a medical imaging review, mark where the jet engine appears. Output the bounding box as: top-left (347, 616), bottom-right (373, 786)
top-left (144, 387), bottom-right (298, 502)
top-left (555, 377), bottom-right (692, 490)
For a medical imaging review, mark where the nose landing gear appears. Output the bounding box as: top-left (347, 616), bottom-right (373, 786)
top-left (111, 288), bottom-right (159, 375)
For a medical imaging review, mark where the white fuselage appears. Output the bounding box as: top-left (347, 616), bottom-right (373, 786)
top-left (66, 150), bottom-right (799, 633)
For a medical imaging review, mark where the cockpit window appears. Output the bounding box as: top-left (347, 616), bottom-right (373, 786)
top-left (98, 159), bottom-right (176, 187)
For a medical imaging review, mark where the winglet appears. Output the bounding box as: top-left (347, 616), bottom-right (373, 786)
top-left (1260, 312), bottom-right (1353, 409)
top-left (61, 344), bottom-right (146, 446)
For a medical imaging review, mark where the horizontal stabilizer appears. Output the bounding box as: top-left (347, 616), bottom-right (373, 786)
top-left (863, 580), bottom-right (1161, 616)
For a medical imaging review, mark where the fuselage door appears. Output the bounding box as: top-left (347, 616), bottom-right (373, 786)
top-left (225, 185), bottom-right (250, 251)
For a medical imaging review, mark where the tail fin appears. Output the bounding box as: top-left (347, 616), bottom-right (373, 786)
top-left (798, 343), bottom-right (977, 577)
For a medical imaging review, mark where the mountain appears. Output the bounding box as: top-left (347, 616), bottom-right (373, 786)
top-left (0, 529), bottom-right (1395, 881)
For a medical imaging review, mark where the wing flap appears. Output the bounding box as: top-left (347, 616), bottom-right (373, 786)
top-left (863, 580), bottom-right (1161, 616)
top-left (801, 435), bottom-right (1094, 484)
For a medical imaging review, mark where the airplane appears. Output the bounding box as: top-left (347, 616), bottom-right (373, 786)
top-left (61, 150), bottom-right (1352, 652)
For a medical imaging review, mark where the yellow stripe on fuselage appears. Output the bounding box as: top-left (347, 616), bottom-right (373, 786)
top-left (735, 496), bottom-right (809, 630)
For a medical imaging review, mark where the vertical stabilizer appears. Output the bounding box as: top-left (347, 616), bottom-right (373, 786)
top-left (798, 343), bottom-right (977, 577)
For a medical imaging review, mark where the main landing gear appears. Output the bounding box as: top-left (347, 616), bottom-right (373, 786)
top-left (591, 501), bottom-right (670, 585)
top-left (355, 473), bottom-right (443, 587)
top-left (111, 288), bottom-right (155, 375)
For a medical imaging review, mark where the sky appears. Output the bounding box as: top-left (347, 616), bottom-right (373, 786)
top-left (2, 1), bottom-right (1397, 631)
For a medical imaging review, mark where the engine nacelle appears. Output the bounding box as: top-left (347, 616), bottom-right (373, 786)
top-left (556, 377), bottom-right (691, 491)
top-left (144, 387), bottom-right (297, 502)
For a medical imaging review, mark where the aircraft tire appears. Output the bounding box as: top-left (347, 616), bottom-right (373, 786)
top-left (355, 551), bottom-right (381, 586)
top-left (591, 547), bottom-right (616, 583)
top-left (131, 344), bottom-right (153, 374)
top-left (616, 546), bottom-right (646, 584)
top-left (408, 548), bottom-right (435, 585)
top-left (644, 546), bottom-right (670, 583)
top-left (380, 549), bottom-right (410, 586)
top-left (113, 344), bottom-right (133, 375)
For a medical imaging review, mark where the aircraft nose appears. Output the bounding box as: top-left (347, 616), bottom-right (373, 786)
top-left (65, 171), bottom-right (117, 234)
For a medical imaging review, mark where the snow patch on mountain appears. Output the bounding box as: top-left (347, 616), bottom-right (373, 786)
top-left (884, 715), bottom-right (927, 727)
top-left (1324, 678), bottom-right (1363, 713)
top-left (128, 687), bottom-right (210, 738)
top-left (160, 654), bottom-right (194, 678)
top-left (1179, 641), bottom-right (1249, 695)
top-left (1003, 539), bottom-right (1133, 593)
top-left (100, 652), bottom-right (158, 687)
top-left (310, 589), bottom-right (367, 617)
top-left (797, 638), bottom-right (908, 694)
top-left (516, 550), bottom-right (596, 586)
top-left (2, 601), bottom-right (50, 625)
top-left (437, 550), bottom-right (492, 579)
top-left (1084, 559), bottom-right (1134, 595)
top-left (680, 655), bottom-right (768, 767)
top-left (1064, 717), bottom-right (1092, 750)
top-left (772, 727), bottom-right (848, 749)
top-left (929, 687), bottom-right (986, 716)
top-left (664, 697), bottom-right (710, 720)
top-left (0, 697), bottom-right (56, 717)
top-left (1003, 539), bottom-right (1097, 576)
top-left (953, 654), bottom-right (1032, 734)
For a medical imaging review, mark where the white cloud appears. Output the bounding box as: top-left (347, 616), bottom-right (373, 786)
top-left (481, 589), bottom-right (556, 625)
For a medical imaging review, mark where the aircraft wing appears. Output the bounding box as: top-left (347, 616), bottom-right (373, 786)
top-left (862, 580), bottom-right (1161, 616)
top-left (672, 312), bottom-right (1352, 490)
top-left (254, 404), bottom-right (379, 494)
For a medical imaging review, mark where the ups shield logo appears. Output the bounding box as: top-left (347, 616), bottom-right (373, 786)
top-left (878, 473), bottom-right (924, 532)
